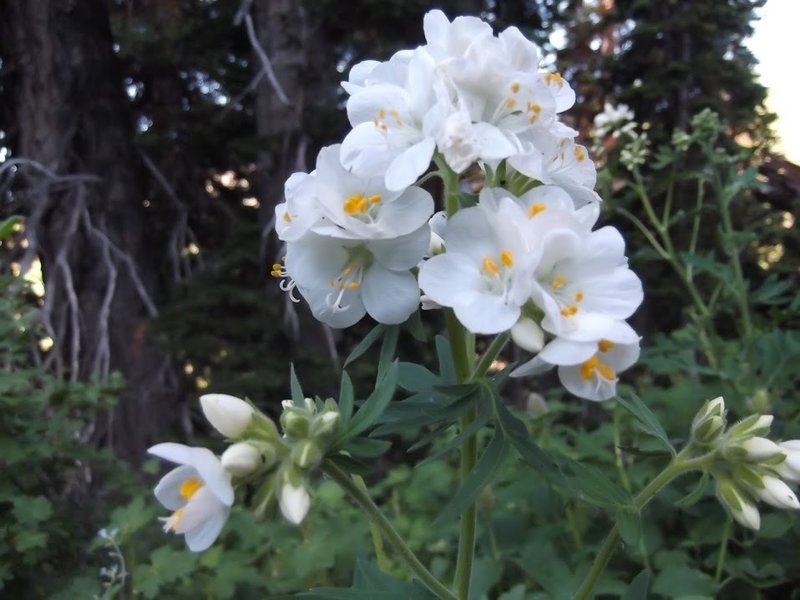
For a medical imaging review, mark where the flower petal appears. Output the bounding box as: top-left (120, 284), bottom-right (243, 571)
top-left (361, 266), bottom-right (420, 324)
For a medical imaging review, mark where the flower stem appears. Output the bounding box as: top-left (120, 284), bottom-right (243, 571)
top-left (323, 459), bottom-right (456, 600)
top-left (572, 451), bottom-right (709, 600)
top-left (471, 332), bottom-right (510, 381)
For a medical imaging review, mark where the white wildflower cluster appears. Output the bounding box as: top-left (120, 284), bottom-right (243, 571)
top-left (148, 393), bottom-right (341, 551)
top-left (273, 10), bottom-right (643, 402)
top-left (690, 397), bottom-right (800, 530)
top-left (592, 102), bottom-right (636, 141)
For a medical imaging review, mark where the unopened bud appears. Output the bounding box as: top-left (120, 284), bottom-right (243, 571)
top-left (310, 410), bottom-right (341, 441)
top-left (292, 439), bottom-right (322, 470)
top-left (692, 415), bottom-right (725, 445)
top-left (717, 480), bottom-right (760, 530)
top-left (281, 408), bottom-right (311, 439)
top-left (200, 394), bottom-right (254, 438)
top-left (279, 480), bottom-right (310, 525)
top-left (776, 440), bottom-right (800, 483)
top-left (737, 437), bottom-right (783, 462)
top-left (755, 475), bottom-right (800, 510)
top-left (695, 396), bottom-right (725, 422)
top-left (511, 318), bottom-right (545, 353)
top-left (221, 442), bottom-right (262, 476)
top-left (727, 414), bottom-right (773, 440)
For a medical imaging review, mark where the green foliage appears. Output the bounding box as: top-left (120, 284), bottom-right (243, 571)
top-left (0, 276), bottom-right (120, 595)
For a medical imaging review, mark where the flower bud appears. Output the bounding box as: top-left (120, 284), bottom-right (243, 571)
top-left (221, 442), bottom-right (262, 476)
top-left (291, 439), bottom-right (322, 470)
top-left (738, 437), bottom-right (783, 462)
top-left (692, 415), bottom-right (725, 445)
top-left (511, 318), bottom-right (544, 353)
top-left (281, 408), bottom-right (311, 439)
top-left (200, 394), bottom-right (254, 438)
top-left (279, 480), bottom-right (310, 525)
top-left (755, 475), bottom-right (800, 510)
top-left (310, 410), bottom-right (341, 441)
top-left (776, 440), bottom-right (800, 483)
top-left (717, 480), bottom-right (760, 530)
top-left (694, 396), bottom-right (725, 421)
top-left (726, 414), bottom-right (773, 440)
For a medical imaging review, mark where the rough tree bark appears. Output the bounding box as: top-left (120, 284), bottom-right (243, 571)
top-left (0, 0), bottom-right (177, 461)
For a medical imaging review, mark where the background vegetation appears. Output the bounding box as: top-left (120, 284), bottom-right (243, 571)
top-left (1, 0), bottom-right (798, 597)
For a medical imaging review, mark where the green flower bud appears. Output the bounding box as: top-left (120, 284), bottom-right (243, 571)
top-left (281, 408), bottom-right (311, 439)
top-left (310, 410), bottom-right (341, 442)
top-left (726, 414), bottom-right (773, 441)
top-left (692, 414), bottom-right (725, 445)
top-left (292, 439), bottom-right (322, 470)
top-left (716, 479), bottom-right (760, 530)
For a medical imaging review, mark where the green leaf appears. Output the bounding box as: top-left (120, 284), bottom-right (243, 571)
top-left (417, 390), bottom-right (492, 467)
top-left (377, 325), bottom-right (399, 379)
top-left (397, 362), bottom-right (439, 393)
top-left (675, 471), bottom-right (709, 508)
top-left (616, 393), bottom-right (675, 455)
top-left (651, 565), bottom-right (715, 598)
top-left (0, 216), bottom-right (21, 240)
top-left (343, 437), bottom-right (392, 458)
top-left (435, 335), bottom-right (456, 384)
top-left (345, 361), bottom-right (398, 440)
top-left (339, 371), bottom-right (354, 428)
top-left (290, 363), bottom-right (304, 407)
top-left (621, 570), bottom-right (652, 600)
top-left (616, 507), bottom-right (642, 546)
top-left (435, 426), bottom-right (510, 524)
top-left (344, 324), bottom-right (385, 367)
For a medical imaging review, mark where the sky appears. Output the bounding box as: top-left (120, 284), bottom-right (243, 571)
top-left (748, 0), bottom-right (799, 163)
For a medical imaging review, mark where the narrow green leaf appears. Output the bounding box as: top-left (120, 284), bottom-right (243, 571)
top-left (346, 361), bottom-right (398, 439)
top-left (289, 363), bottom-right (304, 407)
top-left (327, 453), bottom-right (371, 476)
top-left (403, 310), bottom-right (428, 342)
top-left (397, 362), bottom-right (438, 393)
top-left (343, 437), bottom-right (392, 458)
top-left (377, 325), bottom-right (399, 379)
top-left (621, 570), bottom-right (651, 600)
top-left (338, 371), bottom-right (354, 428)
top-left (417, 391), bottom-right (492, 467)
top-left (434, 426), bottom-right (510, 524)
top-left (617, 393), bottom-right (675, 455)
top-left (435, 335), bottom-right (456, 384)
top-left (344, 324), bottom-right (385, 367)
top-left (616, 507), bottom-right (642, 546)
top-left (675, 471), bottom-right (709, 508)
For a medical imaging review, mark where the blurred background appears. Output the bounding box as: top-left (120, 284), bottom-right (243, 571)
top-left (0, 1), bottom-right (798, 598)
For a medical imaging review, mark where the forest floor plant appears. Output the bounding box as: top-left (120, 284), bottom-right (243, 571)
top-left (144, 11), bottom-right (799, 599)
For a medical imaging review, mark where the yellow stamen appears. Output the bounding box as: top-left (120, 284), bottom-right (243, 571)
top-left (550, 275), bottom-right (567, 289)
top-left (179, 478), bottom-right (203, 500)
top-left (528, 102), bottom-right (542, 113)
top-left (545, 72), bottom-right (565, 88)
top-left (574, 146), bottom-right (586, 162)
top-left (347, 281), bottom-right (359, 289)
top-left (560, 305), bottom-right (578, 317)
top-left (270, 270), bottom-right (281, 278)
top-left (597, 363), bottom-right (616, 380)
top-left (500, 249), bottom-right (514, 267)
top-left (510, 82), bottom-right (521, 93)
top-left (367, 194), bottom-right (382, 204)
top-left (378, 109), bottom-right (386, 118)
top-left (529, 114), bottom-right (538, 124)
top-left (343, 194), bottom-right (367, 215)
top-left (342, 265), bottom-right (353, 276)
top-left (575, 291), bottom-right (584, 302)
top-left (505, 97), bottom-right (517, 109)
top-left (282, 211), bottom-right (292, 223)
top-left (528, 202), bottom-right (546, 218)
top-left (580, 356), bottom-right (599, 379)
top-left (598, 339), bottom-right (614, 353)
top-left (482, 256), bottom-right (500, 276)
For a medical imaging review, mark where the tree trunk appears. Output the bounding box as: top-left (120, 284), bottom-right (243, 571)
top-left (0, 0), bottom-right (177, 462)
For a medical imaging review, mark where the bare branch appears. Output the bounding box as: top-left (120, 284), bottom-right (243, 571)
top-left (244, 13), bottom-right (290, 105)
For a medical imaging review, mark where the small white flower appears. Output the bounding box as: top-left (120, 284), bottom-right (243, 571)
top-left (593, 102), bottom-right (635, 139)
top-left (717, 480), bottom-right (761, 530)
top-left (220, 442), bottom-right (263, 477)
top-left (148, 443), bottom-right (234, 552)
top-left (279, 481), bottom-right (311, 525)
top-left (776, 440), bottom-right (800, 483)
top-left (199, 394), bottom-right (254, 439)
top-left (755, 475), bottom-right (800, 510)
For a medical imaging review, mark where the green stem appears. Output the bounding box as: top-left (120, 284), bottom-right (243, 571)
top-left (716, 184), bottom-right (753, 339)
top-left (435, 156), bottom-right (462, 218)
top-left (572, 451), bottom-right (709, 600)
top-left (714, 518), bottom-right (732, 582)
top-left (323, 460), bottom-right (456, 600)
top-left (471, 332), bottom-right (511, 381)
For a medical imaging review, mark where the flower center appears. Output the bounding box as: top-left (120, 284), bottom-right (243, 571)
top-left (180, 478), bottom-right (204, 500)
top-left (579, 356), bottom-right (616, 381)
top-left (271, 256), bottom-right (300, 303)
top-left (342, 193), bottom-right (382, 221)
top-left (544, 71), bottom-right (565, 89)
top-left (528, 202), bottom-right (546, 218)
top-left (549, 274), bottom-right (584, 317)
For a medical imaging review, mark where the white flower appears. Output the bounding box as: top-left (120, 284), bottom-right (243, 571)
top-left (511, 321), bottom-right (641, 402)
top-left (220, 442), bottom-right (263, 477)
top-left (284, 227), bottom-right (429, 328)
top-left (754, 475), bottom-right (800, 510)
top-left (717, 481), bottom-right (761, 530)
top-left (593, 102), bottom-right (635, 139)
top-left (418, 189), bottom-right (535, 334)
top-left (148, 443), bottom-right (234, 552)
top-left (776, 440), bottom-right (800, 483)
top-left (274, 172), bottom-right (322, 242)
top-left (529, 224), bottom-right (643, 343)
top-left (341, 49), bottom-right (439, 191)
top-left (279, 481), bottom-right (311, 525)
top-left (738, 437), bottom-right (783, 461)
top-left (199, 394), bottom-right (254, 439)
